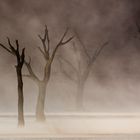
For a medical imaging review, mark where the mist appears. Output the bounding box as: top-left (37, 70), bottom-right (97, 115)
top-left (0, 0), bottom-right (139, 113)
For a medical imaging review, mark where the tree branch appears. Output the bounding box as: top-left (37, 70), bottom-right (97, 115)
top-left (90, 41), bottom-right (109, 64)
top-left (0, 38), bottom-right (25, 67)
top-left (50, 28), bottom-right (74, 62)
top-left (59, 57), bottom-right (77, 83)
top-left (15, 40), bottom-right (19, 52)
top-left (38, 25), bottom-right (50, 60)
top-left (74, 30), bottom-right (90, 60)
top-left (45, 25), bottom-right (50, 52)
top-left (59, 56), bottom-right (78, 74)
top-left (24, 59), bottom-right (40, 82)
top-left (7, 37), bottom-right (16, 54)
top-left (59, 27), bottom-right (69, 43)
top-left (61, 36), bottom-right (74, 45)
top-left (0, 43), bottom-right (13, 54)
top-left (37, 47), bottom-right (48, 60)
top-left (20, 48), bottom-right (25, 66)
top-left (14, 40), bottom-right (20, 63)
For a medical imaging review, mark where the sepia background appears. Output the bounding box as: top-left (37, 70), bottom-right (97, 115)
top-left (0, 0), bottom-right (139, 113)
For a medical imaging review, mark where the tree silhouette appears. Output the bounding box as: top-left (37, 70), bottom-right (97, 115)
top-left (24, 25), bottom-right (74, 121)
top-left (59, 31), bottom-right (108, 110)
top-left (0, 38), bottom-right (25, 126)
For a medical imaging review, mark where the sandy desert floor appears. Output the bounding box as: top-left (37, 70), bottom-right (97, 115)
top-left (0, 113), bottom-right (140, 138)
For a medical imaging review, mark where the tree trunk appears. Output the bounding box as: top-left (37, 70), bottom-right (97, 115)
top-left (76, 80), bottom-right (85, 111)
top-left (76, 67), bottom-right (91, 111)
top-left (16, 66), bottom-right (25, 127)
top-left (36, 82), bottom-right (47, 122)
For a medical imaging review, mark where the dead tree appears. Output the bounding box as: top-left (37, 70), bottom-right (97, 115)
top-left (0, 38), bottom-right (25, 126)
top-left (59, 31), bottom-right (108, 110)
top-left (24, 26), bottom-right (73, 121)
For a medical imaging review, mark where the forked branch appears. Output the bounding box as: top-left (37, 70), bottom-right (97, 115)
top-left (24, 58), bottom-right (39, 82)
top-left (90, 41), bottom-right (109, 64)
top-left (38, 25), bottom-right (50, 60)
top-left (74, 30), bottom-right (90, 60)
top-left (51, 28), bottom-right (74, 62)
top-left (0, 38), bottom-right (25, 67)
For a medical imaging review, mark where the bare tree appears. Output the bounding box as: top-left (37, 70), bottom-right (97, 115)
top-left (0, 38), bottom-right (25, 126)
top-left (24, 25), bottom-right (74, 121)
top-left (59, 31), bottom-right (108, 110)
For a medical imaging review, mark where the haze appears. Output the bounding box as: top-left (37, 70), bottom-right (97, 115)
top-left (0, 0), bottom-right (139, 113)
